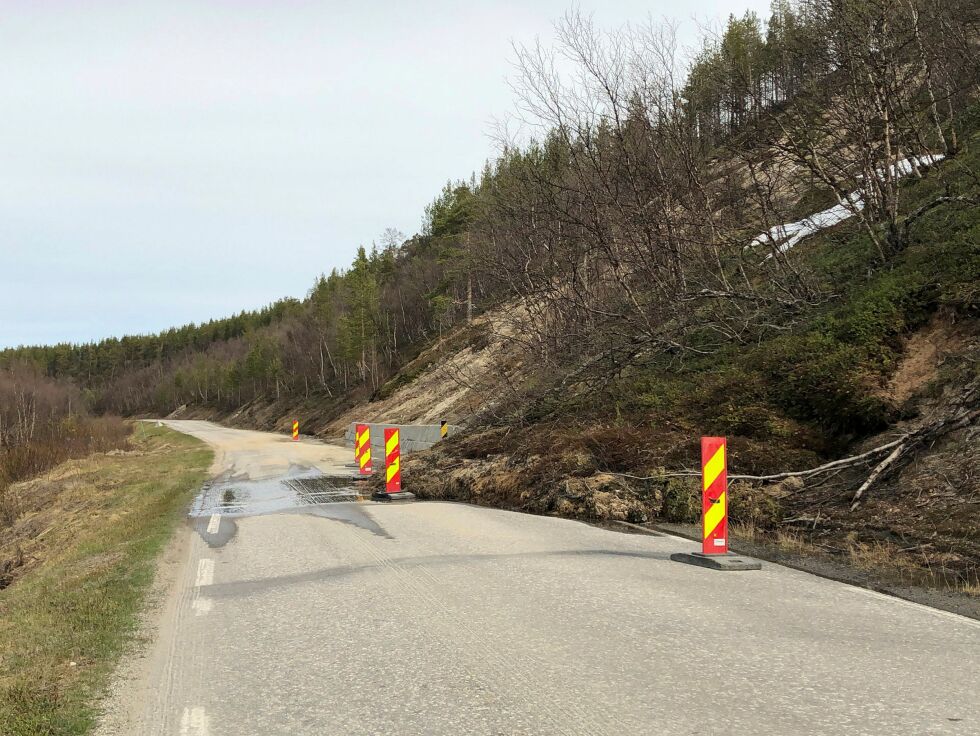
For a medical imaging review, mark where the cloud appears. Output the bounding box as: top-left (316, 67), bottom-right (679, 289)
top-left (0, 0), bottom-right (771, 348)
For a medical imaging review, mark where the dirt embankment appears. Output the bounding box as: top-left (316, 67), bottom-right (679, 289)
top-left (170, 293), bottom-right (980, 610)
top-left (381, 311), bottom-right (980, 612)
top-left (325, 308), bottom-right (526, 433)
top-left (166, 306), bottom-right (528, 441)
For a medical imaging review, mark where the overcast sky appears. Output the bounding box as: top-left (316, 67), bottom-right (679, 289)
top-left (0, 0), bottom-right (770, 349)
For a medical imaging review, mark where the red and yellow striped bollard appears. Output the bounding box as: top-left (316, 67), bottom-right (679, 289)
top-left (292, 421), bottom-right (299, 442)
top-left (384, 428), bottom-right (401, 493)
top-left (354, 423), bottom-right (367, 465)
top-left (701, 436), bottom-right (728, 555)
top-left (357, 425), bottom-right (372, 476)
top-left (670, 435), bottom-right (757, 569)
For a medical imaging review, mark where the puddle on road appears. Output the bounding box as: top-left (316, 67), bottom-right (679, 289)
top-left (190, 468), bottom-right (389, 543)
top-left (191, 467), bottom-right (360, 517)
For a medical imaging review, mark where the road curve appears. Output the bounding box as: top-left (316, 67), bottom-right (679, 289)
top-left (98, 420), bottom-right (980, 735)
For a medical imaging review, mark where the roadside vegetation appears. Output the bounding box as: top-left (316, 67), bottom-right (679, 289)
top-left (405, 120), bottom-right (980, 604)
top-left (0, 425), bottom-right (211, 735)
top-left (0, 366), bottom-right (131, 549)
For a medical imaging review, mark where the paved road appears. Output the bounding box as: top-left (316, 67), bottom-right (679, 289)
top-left (99, 420), bottom-right (980, 735)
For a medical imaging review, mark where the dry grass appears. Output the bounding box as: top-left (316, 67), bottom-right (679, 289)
top-left (0, 416), bottom-right (130, 510)
top-left (731, 522), bottom-right (980, 597)
top-left (0, 424), bottom-right (211, 735)
top-left (844, 538), bottom-right (980, 596)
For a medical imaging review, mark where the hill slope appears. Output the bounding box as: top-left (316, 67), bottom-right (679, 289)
top-left (369, 118), bottom-right (980, 607)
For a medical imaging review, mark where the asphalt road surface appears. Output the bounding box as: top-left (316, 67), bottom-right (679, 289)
top-left (97, 420), bottom-right (980, 736)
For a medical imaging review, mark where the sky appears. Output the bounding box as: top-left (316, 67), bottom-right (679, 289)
top-left (0, 0), bottom-right (771, 349)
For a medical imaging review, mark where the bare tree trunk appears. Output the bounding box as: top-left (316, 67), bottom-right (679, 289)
top-left (906, 0), bottom-right (950, 156)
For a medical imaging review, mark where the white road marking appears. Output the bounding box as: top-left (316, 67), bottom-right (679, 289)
top-left (206, 514), bottom-right (220, 534)
top-left (192, 559), bottom-right (215, 616)
top-left (180, 706), bottom-right (211, 735)
top-left (194, 559), bottom-right (214, 588)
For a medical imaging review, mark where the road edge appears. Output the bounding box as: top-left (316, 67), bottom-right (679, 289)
top-left (639, 520), bottom-right (980, 622)
top-left (94, 520), bottom-right (195, 735)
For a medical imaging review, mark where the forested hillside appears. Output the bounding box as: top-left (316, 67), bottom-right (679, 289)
top-left (0, 0), bottom-right (980, 494)
top-left (1, 202), bottom-right (484, 415)
top-left (3, 3), bottom-right (980, 730)
top-left (5, 0), bottom-right (974, 427)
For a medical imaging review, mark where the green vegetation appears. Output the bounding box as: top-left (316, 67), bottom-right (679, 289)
top-left (0, 2), bottom-right (975, 588)
top-left (0, 426), bottom-right (211, 735)
top-left (618, 128), bottom-right (980, 465)
top-left (0, 0), bottom-right (970, 631)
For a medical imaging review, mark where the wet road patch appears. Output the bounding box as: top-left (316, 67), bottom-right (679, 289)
top-left (191, 469), bottom-right (365, 518)
top-left (196, 513), bottom-right (236, 548)
top-left (190, 469), bottom-right (386, 545)
top-left (284, 475), bottom-right (360, 504)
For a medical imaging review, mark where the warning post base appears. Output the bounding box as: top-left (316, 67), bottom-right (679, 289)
top-left (670, 551), bottom-right (761, 571)
top-left (372, 490), bottom-right (416, 502)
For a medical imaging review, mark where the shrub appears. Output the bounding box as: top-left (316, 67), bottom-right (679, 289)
top-left (0, 416), bottom-right (130, 530)
top-left (727, 481), bottom-right (783, 528)
top-left (760, 331), bottom-right (893, 435)
top-left (660, 478), bottom-right (700, 523)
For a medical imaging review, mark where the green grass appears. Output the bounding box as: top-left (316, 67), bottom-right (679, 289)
top-left (0, 425), bottom-right (212, 735)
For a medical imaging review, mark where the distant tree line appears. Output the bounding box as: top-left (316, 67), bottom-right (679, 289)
top-left (0, 182), bottom-right (489, 415)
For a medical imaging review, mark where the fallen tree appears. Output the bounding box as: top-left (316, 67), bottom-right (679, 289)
top-left (608, 380), bottom-right (979, 510)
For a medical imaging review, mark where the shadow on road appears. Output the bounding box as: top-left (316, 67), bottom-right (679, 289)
top-left (202, 547), bottom-right (676, 598)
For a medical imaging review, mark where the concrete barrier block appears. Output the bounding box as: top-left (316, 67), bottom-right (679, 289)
top-left (345, 422), bottom-right (462, 459)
